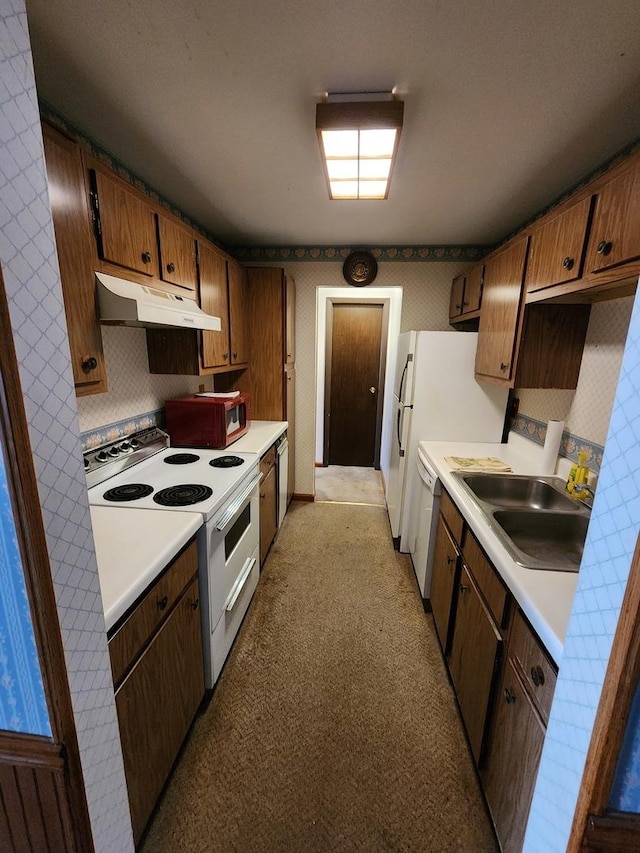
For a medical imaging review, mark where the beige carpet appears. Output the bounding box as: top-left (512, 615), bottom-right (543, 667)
top-left (315, 465), bottom-right (385, 505)
top-left (140, 502), bottom-right (498, 853)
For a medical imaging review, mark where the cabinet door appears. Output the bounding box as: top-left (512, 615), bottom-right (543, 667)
top-left (585, 159), bottom-right (640, 274)
top-left (285, 364), bottom-right (295, 502)
top-left (448, 564), bottom-right (502, 764)
top-left (157, 214), bottom-right (197, 292)
top-left (449, 275), bottom-right (465, 320)
top-left (42, 124), bottom-right (107, 394)
top-left (114, 577), bottom-right (204, 843)
top-left (482, 659), bottom-right (545, 853)
top-left (227, 260), bottom-right (248, 364)
top-left (475, 237), bottom-right (528, 383)
top-left (91, 168), bottom-right (158, 276)
top-left (462, 265), bottom-right (483, 313)
top-left (526, 197), bottom-right (592, 292)
top-left (285, 274), bottom-right (296, 363)
top-left (200, 242), bottom-right (230, 369)
top-left (259, 461), bottom-right (277, 565)
top-left (430, 514), bottom-right (459, 651)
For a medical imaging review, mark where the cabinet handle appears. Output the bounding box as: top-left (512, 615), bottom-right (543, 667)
top-left (190, 598), bottom-right (199, 611)
top-left (233, 351), bottom-right (238, 359)
top-left (500, 362), bottom-right (508, 371)
top-left (596, 240), bottom-right (612, 256)
top-left (562, 256), bottom-right (574, 271)
top-left (458, 583), bottom-right (468, 595)
top-left (455, 303), bottom-right (462, 310)
top-left (223, 352), bottom-right (229, 360)
top-left (504, 687), bottom-right (516, 704)
top-left (141, 251), bottom-right (152, 264)
top-left (166, 262), bottom-right (175, 273)
top-left (82, 356), bottom-right (98, 372)
top-left (530, 665), bottom-right (545, 687)
top-left (158, 595), bottom-right (168, 611)
top-left (446, 555), bottom-right (455, 565)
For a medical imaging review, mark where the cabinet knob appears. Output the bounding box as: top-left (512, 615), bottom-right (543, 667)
top-left (562, 256), bottom-right (574, 271)
top-left (596, 240), bottom-right (612, 256)
top-left (157, 595), bottom-right (168, 611)
top-left (504, 687), bottom-right (516, 704)
top-left (446, 555), bottom-right (455, 566)
top-left (190, 598), bottom-right (199, 611)
top-left (500, 362), bottom-right (508, 371)
top-left (233, 352), bottom-right (238, 359)
top-left (166, 262), bottom-right (175, 273)
top-left (458, 582), bottom-right (468, 595)
top-left (141, 251), bottom-right (152, 264)
top-left (455, 303), bottom-right (462, 310)
top-left (81, 356), bottom-right (98, 372)
top-left (223, 352), bottom-right (229, 360)
top-left (530, 665), bottom-right (545, 687)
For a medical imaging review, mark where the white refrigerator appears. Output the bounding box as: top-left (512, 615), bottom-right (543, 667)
top-left (385, 331), bottom-right (509, 552)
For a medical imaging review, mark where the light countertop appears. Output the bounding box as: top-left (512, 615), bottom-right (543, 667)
top-left (90, 506), bottom-right (202, 632)
top-left (230, 420), bottom-right (287, 456)
top-left (419, 437), bottom-right (579, 665)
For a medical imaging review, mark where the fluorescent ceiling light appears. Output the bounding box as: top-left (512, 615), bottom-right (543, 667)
top-left (316, 97), bottom-right (404, 200)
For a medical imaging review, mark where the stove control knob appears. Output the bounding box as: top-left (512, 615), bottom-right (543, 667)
top-left (120, 441), bottom-right (131, 451)
top-left (108, 446), bottom-right (120, 457)
top-left (96, 451), bottom-right (108, 463)
top-left (83, 458), bottom-right (90, 471)
top-left (130, 439), bottom-right (140, 449)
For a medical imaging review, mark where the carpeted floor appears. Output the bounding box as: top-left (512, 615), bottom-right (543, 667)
top-left (140, 501), bottom-right (498, 853)
top-left (315, 465), bottom-right (385, 504)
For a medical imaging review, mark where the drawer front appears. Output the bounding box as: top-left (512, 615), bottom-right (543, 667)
top-left (439, 489), bottom-right (464, 545)
top-left (509, 609), bottom-right (557, 723)
top-left (109, 539), bottom-right (198, 686)
top-left (260, 445), bottom-right (276, 475)
top-left (462, 531), bottom-right (508, 629)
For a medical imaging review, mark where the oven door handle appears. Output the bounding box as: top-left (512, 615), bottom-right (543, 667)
top-left (213, 471), bottom-right (262, 531)
top-left (225, 557), bottom-right (257, 612)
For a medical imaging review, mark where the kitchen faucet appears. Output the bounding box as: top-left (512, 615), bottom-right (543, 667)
top-left (573, 482), bottom-right (595, 509)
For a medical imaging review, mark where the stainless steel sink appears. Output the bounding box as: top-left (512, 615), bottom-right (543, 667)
top-left (492, 510), bottom-right (589, 572)
top-left (452, 471), bottom-right (590, 572)
top-left (460, 473), bottom-right (580, 511)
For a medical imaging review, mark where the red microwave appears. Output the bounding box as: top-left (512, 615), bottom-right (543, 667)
top-left (165, 393), bottom-right (250, 449)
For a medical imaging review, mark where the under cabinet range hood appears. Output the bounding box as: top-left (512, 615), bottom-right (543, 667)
top-left (95, 272), bottom-right (221, 331)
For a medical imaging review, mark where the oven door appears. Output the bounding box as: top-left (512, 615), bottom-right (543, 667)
top-left (199, 470), bottom-right (261, 687)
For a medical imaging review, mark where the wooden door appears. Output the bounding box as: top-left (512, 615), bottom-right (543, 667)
top-left (157, 215), bottom-right (197, 292)
top-left (227, 261), bottom-right (248, 364)
top-left (259, 456), bottom-right (277, 565)
top-left (115, 577), bottom-right (203, 843)
top-left (326, 302), bottom-right (384, 467)
top-left (463, 264), bottom-right (483, 313)
top-left (448, 564), bottom-right (503, 764)
top-left (200, 242), bottom-right (230, 369)
top-left (42, 123), bottom-right (107, 394)
top-left (449, 275), bottom-right (465, 320)
top-left (475, 237), bottom-right (528, 383)
top-left (482, 658), bottom-right (545, 853)
top-left (91, 169), bottom-right (158, 276)
top-left (285, 274), bottom-right (296, 363)
top-left (430, 515), bottom-right (460, 651)
top-left (526, 197), bottom-right (591, 292)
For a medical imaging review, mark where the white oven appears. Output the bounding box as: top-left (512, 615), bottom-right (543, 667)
top-left (85, 428), bottom-right (261, 689)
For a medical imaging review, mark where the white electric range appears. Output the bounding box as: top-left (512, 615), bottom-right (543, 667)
top-left (85, 428), bottom-right (261, 688)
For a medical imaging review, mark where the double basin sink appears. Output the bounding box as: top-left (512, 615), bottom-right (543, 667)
top-left (452, 472), bottom-right (591, 572)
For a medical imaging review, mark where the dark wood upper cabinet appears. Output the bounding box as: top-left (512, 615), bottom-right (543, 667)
top-left (42, 123), bottom-right (107, 395)
top-left (526, 196), bottom-right (592, 293)
top-left (227, 259), bottom-right (249, 365)
top-left (199, 241), bottom-right (230, 370)
top-left (157, 214), bottom-right (197, 292)
top-left (90, 167), bottom-right (158, 277)
top-left (585, 157), bottom-right (640, 276)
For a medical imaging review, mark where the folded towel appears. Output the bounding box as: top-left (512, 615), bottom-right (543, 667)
top-left (444, 456), bottom-right (512, 472)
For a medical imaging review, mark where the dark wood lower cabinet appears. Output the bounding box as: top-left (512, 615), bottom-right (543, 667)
top-left (482, 658), bottom-right (545, 853)
top-left (447, 564), bottom-right (502, 765)
top-left (114, 575), bottom-right (204, 843)
top-left (259, 448), bottom-right (278, 565)
top-left (430, 515), bottom-right (460, 651)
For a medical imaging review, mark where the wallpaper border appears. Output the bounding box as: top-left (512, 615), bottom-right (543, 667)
top-left (81, 409), bottom-right (164, 451)
top-left (233, 245), bottom-right (489, 262)
top-left (511, 414), bottom-right (605, 471)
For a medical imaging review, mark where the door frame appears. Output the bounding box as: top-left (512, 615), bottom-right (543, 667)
top-left (323, 298), bottom-right (389, 468)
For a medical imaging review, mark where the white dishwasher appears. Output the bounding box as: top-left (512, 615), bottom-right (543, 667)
top-left (409, 446), bottom-right (441, 601)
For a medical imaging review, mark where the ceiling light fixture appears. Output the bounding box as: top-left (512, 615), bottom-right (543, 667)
top-left (316, 92), bottom-right (404, 200)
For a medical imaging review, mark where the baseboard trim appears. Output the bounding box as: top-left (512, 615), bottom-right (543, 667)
top-left (293, 493), bottom-right (315, 502)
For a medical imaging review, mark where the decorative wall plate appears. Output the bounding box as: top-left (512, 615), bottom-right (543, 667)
top-left (342, 251), bottom-right (378, 286)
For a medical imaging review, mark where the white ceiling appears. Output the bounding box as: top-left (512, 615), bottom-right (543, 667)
top-left (25, 0), bottom-right (640, 249)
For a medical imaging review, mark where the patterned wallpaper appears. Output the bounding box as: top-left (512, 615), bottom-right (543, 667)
top-left (0, 446), bottom-right (50, 735)
top-left (525, 284), bottom-right (640, 849)
top-left (0, 3), bottom-right (133, 850)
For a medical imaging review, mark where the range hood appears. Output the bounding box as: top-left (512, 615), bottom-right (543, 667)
top-left (95, 272), bottom-right (221, 331)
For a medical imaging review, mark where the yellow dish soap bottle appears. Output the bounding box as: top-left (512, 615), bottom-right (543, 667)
top-left (566, 451), bottom-right (588, 495)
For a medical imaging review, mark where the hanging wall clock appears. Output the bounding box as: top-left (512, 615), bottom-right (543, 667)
top-left (342, 251), bottom-right (378, 286)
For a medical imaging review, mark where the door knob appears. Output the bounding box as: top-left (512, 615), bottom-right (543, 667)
top-left (369, 386), bottom-right (376, 394)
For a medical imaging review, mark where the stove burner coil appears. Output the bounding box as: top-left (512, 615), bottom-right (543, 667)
top-left (210, 456), bottom-right (245, 468)
top-left (103, 483), bottom-right (154, 502)
top-left (153, 484), bottom-right (213, 507)
top-left (164, 453), bottom-right (200, 465)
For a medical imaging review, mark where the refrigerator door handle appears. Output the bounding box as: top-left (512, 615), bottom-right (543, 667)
top-left (397, 402), bottom-right (413, 456)
top-left (396, 353), bottom-right (413, 404)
